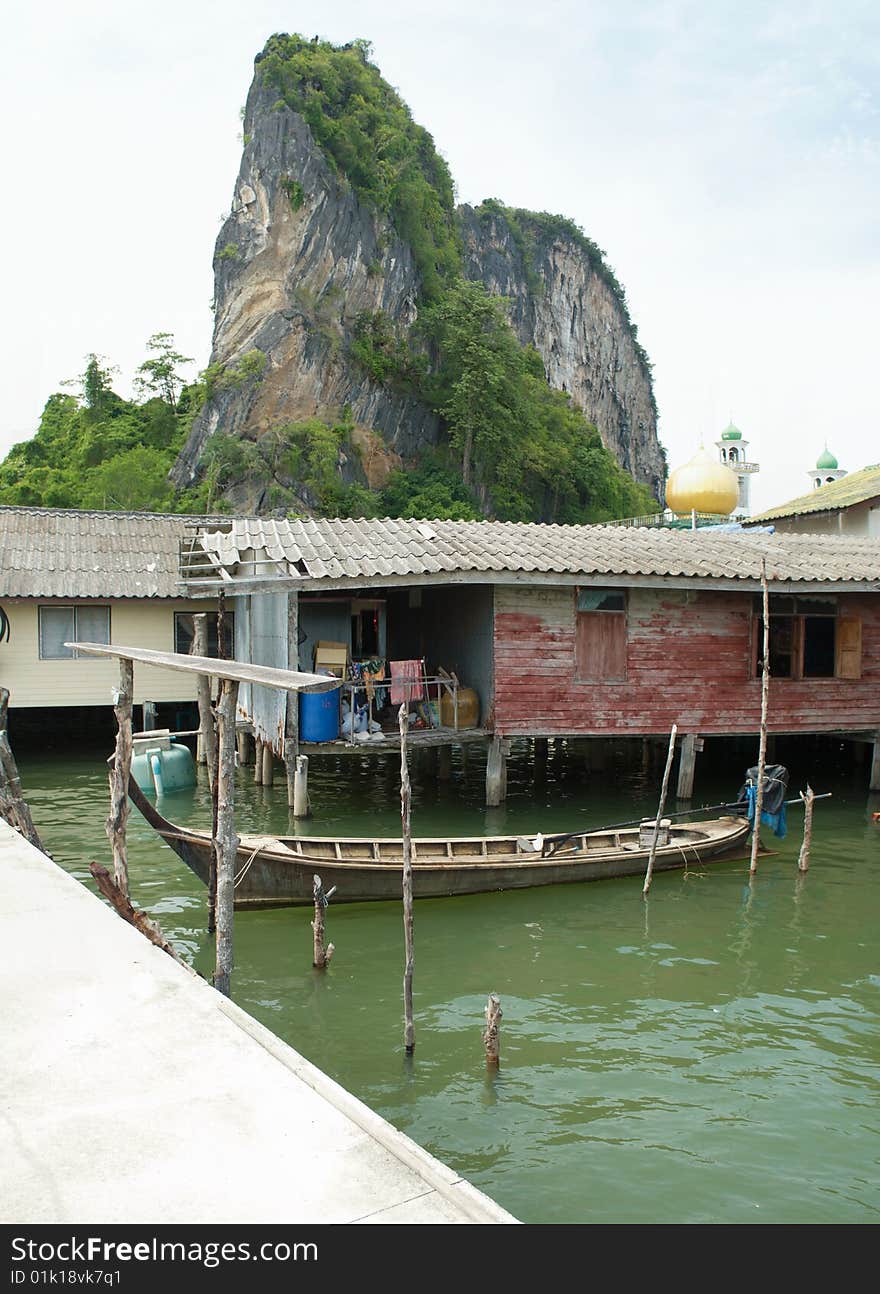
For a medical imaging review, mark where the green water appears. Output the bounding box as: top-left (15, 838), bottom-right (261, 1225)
top-left (18, 738), bottom-right (880, 1224)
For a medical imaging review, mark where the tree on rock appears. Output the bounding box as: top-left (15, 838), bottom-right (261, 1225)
top-left (135, 333), bottom-right (193, 413)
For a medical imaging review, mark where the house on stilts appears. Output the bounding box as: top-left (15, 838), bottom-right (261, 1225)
top-left (177, 517), bottom-right (880, 803)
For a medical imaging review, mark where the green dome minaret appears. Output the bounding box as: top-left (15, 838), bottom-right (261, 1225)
top-left (714, 421), bottom-right (758, 515)
top-left (809, 445), bottom-right (846, 489)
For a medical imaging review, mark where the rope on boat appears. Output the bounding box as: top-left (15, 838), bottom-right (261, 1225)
top-left (234, 841), bottom-right (263, 889)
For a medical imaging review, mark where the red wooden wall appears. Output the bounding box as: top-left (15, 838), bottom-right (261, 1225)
top-left (493, 585), bottom-right (880, 736)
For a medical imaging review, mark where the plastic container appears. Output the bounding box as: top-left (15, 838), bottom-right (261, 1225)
top-left (439, 686), bottom-right (480, 729)
top-left (299, 687), bottom-right (341, 742)
top-left (131, 740), bottom-right (196, 795)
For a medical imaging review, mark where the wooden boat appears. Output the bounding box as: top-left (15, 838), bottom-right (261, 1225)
top-left (128, 777), bottom-right (752, 908)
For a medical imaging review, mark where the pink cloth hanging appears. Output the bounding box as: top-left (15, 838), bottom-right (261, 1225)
top-left (389, 659), bottom-right (425, 703)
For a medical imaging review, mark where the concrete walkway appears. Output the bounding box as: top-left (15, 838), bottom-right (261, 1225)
top-left (0, 819), bottom-right (517, 1224)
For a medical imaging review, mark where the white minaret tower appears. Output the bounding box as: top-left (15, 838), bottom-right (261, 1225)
top-left (808, 446), bottom-right (847, 490)
top-left (715, 422), bottom-right (760, 516)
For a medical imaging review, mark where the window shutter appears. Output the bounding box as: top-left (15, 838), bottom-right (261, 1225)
top-left (835, 617), bottom-right (862, 679)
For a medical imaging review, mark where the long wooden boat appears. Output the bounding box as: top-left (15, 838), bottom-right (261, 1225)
top-left (128, 777), bottom-right (752, 908)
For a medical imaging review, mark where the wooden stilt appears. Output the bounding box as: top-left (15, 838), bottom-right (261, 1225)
top-left (870, 732), bottom-right (880, 793)
top-left (311, 873), bottom-right (335, 968)
top-left (750, 561), bottom-right (771, 876)
top-left (284, 590), bottom-right (300, 808)
top-left (192, 613), bottom-right (215, 786)
top-left (486, 734), bottom-right (507, 807)
top-left (293, 755), bottom-right (310, 818)
top-left (106, 658), bottom-right (134, 899)
top-left (254, 738), bottom-right (263, 784)
top-left (676, 732), bottom-right (698, 799)
top-left (643, 723), bottom-right (677, 896)
top-left (213, 678), bottom-right (240, 998)
top-left (798, 784), bottom-right (814, 872)
top-left (261, 742), bottom-right (274, 787)
top-left (437, 745), bottom-right (452, 781)
top-left (0, 688), bottom-right (48, 854)
top-left (400, 704), bottom-right (415, 1055)
top-left (483, 993), bottom-right (502, 1068)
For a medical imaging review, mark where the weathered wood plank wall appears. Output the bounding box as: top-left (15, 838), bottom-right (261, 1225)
top-left (493, 586), bottom-right (880, 736)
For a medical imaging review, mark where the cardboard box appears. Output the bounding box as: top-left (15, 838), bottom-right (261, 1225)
top-left (314, 640), bottom-right (349, 678)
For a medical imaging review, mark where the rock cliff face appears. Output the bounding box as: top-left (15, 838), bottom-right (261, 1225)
top-left (173, 70), bottom-right (664, 502)
top-left (171, 78), bottom-right (439, 494)
top-left (459, 207), bottom-right (664, 493)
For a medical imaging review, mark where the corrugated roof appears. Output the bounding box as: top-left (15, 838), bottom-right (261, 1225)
top-left (192, 517), bottom-right (880, 587)
top-left (747, 464), bottom-right (880, 523)
top-left (0, 506), bottom-right (218, 599)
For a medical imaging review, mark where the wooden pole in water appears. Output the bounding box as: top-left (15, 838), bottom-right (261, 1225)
top-left (483, 992), bottom-right (502, 1068)
top-left (750, 561), bottom-right (771, 876)
top-left (213, 677), bottom-right (240, 998)
top-left (798, 785), bottom-right (815, 873)
top-left (399, 703), bottom-right (415, 1054)
top-left (106, 657), bottom-right (134, 899)
top-left (642, 723), bottom-right (677, 896)
top-left (192, 613), bottom-right (215, 787)
top-left (0, 688), bottom-right (48, 854)
top-left (311, 874), bottom-right (335, 968)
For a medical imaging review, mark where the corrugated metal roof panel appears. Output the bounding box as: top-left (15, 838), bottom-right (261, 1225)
top-left (0, 506), bottom-right (221, 599)
top-left (197, 518), bottom-right (880, 586)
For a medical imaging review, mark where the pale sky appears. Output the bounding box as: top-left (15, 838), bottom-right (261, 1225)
top-left (3, 1), bottom-right (878, 513)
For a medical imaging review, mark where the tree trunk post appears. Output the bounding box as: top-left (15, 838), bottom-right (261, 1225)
top-left (798, 784), bottom-right (815, 873)
top-left (400, 704), bottom-right (415, 1055)
top-left (483, 992), bottom-right (502, 1068)
top-left (643, 723), bottom-right (677, 896)
top-left (750, 561), bottom-right (771, 876)
top-left (106, 658), bottom-right (134, 899)
top-left (254, 739), bottom-right (264, 784)
top-left (284, 590), bottom-right (300, 807)
top-left (192, 613), bottom-right (216, 785)
top-left (0, 688), bottom-right (47, 854)
top-left (213, 678), bottom-right (240, 998)
top-left (311, 874), bottom-right (335, 968)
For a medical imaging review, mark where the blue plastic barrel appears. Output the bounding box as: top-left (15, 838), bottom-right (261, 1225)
top-left (299, 687), bottom-right (340, 742)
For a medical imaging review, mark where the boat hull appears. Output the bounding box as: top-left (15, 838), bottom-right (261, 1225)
top-left (129, 779), bottom-right (752, 907)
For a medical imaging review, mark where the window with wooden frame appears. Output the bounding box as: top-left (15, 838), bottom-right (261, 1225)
top-left (575, 588), bottom-right (627, 681)
top-left (752, 596), bottom-right (861, 679)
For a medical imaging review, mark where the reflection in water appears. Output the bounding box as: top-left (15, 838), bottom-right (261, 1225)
top-left (16, 737), bottom-right (880, 1224)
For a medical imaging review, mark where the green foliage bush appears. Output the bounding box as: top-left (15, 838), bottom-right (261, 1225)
top-left (0, 342), bottom-right (206, 513)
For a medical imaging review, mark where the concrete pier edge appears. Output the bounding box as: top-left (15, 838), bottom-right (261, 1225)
top-left (0, 818), bottom-right (518, 1225)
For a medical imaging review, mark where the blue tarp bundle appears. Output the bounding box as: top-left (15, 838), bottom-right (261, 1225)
top-left (744, 782), bottom-right (787, 838)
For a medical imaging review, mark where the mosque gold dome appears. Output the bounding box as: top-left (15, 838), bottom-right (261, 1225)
top-left (665, 446), bottom-right (739, 516)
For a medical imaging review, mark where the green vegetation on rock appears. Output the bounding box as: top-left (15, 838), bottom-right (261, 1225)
top-left (257, 33), bottom-right (461, 300)
top-left (0, 341), bottom-right (206, 513)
